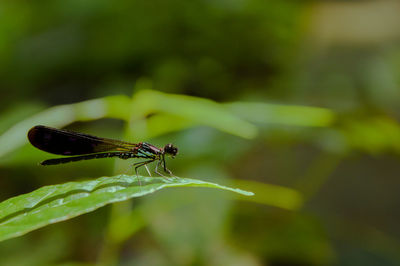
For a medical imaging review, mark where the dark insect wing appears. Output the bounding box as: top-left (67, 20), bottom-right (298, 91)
top-left (28, 125), bottom-right (136, 156)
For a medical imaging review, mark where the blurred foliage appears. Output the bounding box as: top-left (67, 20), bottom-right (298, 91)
top-left (0, 0), bottom-right (299, 105)
top-left (1, 0), bottom-right (400, 265)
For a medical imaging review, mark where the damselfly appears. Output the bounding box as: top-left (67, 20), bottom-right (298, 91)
top-left (27, 125), bottom-right (178, 176)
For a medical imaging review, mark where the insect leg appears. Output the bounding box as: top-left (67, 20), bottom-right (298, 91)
top-left (134, 159), bottom-right (155, 177)
top-left (155, 159), bottom-right (165, 177)
top-left (144, 164), bottom-right (152, 177)
top-left (162, 156), bottom-right (174, 176)
top-left (133, 161), bottom-right (149, 187)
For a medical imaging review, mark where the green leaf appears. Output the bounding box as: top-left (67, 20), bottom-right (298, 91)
top-left (342, 116), bottom-right (400, 154)
top-left (0, 175), bottom-right (253, 242)
top-left (226, 102), bottom-right (336, 127)
top-left (0, 102), bottom-right (45, 134)
top-left (129, 89), bottom-right (258, 139)
top-left (234, 179), bottom-right (303, 210)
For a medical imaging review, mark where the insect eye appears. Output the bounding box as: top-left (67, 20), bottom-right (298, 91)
top-left (164, 144), bottom-right (178, 156)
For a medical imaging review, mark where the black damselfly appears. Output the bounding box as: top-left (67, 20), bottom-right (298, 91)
top-left (27, 125), bottom-right (178, 177)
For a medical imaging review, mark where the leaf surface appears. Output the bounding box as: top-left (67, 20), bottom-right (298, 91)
top-left (0, 175), bottom-right (253, 242)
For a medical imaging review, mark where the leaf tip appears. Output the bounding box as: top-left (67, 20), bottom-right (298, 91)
top-left (235, 189), bottom-right (255, 196)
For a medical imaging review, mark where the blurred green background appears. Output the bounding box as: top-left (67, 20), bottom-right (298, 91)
top-left (1, 0), bottom-right (400, 265)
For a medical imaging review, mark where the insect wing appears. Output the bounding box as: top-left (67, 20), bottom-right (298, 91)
top-left (28, 125), bottom-right (136, 156)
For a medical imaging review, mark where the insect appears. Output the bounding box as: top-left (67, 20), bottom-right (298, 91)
top-left (27, 125), bottom-right (178, 177)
